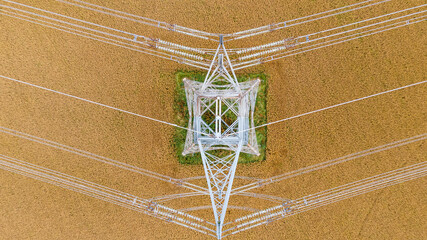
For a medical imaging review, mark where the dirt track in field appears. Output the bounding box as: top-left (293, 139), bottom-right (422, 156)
top-left (1, 0), bottom-right (426, 239)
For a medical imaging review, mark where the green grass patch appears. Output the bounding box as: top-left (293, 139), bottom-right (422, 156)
top-left (172, 70), bottom-right (268, 165)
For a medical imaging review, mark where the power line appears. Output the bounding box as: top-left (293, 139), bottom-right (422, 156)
top-left (56, 0), bottom-right (219, 40)
top-left (0, 1), bottom-right (210, 69)
top-left (230, 80), bottom-right (426, 135)
top-left (235, 17), bottom-right (425, 70)
top-left (56, 0), bottom-right (389, 42)
top-left (224, 161), bottom-right (427, 236)
top-left (224, 0), bottom-right (391, 41)
top-left (234, 7), bottom-right (426, 69)
top-left (235, 5), bottom-right (426, 56)
top-left (2, 1), bottom-right (425, 238)
top-left (0, 126), bottom-right (208, 194)
top-left (2, 0), bottom-right (142, 37)
top-left (0, 75), bottom-right (206, 135)
top-left (0, 125), bottom-right (296, 205)
top-left (231, 133), bottom-right (427, 195)
top-left (0, 11), bottom-right (208, 70)
top-left (0, 154), bottom-right (216, 236)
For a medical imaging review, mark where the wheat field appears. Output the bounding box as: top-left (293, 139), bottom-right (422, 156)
top-left (1, 0), bottom-right (426, 239)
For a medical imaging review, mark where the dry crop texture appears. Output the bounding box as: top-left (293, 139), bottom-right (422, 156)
top-left (1, 0), bottom-right (426, 239)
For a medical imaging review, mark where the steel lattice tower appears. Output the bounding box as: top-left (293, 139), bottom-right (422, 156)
top-left (182, 36), bottom-right (260, 238)
top-left (2, 1), bottom-right (424, 239)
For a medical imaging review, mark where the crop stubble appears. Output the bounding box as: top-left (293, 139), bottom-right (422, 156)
top-left (1, 0), bottom-right (426, 239)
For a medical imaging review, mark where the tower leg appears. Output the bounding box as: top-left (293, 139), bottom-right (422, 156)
top-left (198, 140), bottom-right (242, 239)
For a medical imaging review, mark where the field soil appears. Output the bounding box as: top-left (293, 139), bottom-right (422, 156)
top-left (1, 0), bottom-right (426, 239)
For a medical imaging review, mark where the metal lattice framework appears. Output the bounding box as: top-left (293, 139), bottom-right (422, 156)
top-left (183, 78), bottom-right (259, 155)
top-left (182, 36), bottom-right (261, 237)
top-left (1, 0), bottom-right (426, 239)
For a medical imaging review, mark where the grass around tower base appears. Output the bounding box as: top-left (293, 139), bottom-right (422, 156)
top-left (172, 70), bottom-right (268, 165)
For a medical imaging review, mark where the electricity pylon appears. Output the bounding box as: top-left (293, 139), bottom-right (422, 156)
top-left (183, 35), bottom-right (260, 239)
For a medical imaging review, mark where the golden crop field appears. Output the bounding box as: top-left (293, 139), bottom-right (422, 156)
top-left (1, 0), bottom-right (426, 239)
